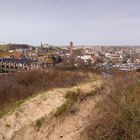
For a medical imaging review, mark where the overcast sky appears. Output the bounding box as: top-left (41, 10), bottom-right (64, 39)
top-left (0, 0), bottom-right (140, 45)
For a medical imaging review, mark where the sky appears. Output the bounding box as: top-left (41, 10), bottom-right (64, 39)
top-left (0, 0), bottom-right (140, 46)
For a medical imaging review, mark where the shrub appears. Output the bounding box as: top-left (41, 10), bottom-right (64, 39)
top-left (0, 70), bottom-right (89, 118)
top-left (55, 91), bottom-right (79, 117)
top-left (84, 73), bottom-right (140, 140)
top-left (5, 124), bottom-right (11, 128)
top-left (35, 117), bottom-right (45, 130)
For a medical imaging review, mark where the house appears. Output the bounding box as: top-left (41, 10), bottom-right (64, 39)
top-left (134, 58), bottom-right (140, 65)
top-left (76, 54), bottom-right (96, 65)
top-left (0, 58), bottom-right (39, 70)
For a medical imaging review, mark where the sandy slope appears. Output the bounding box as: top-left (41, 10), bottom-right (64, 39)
top-left (0, 89), bottom-right (65, 140)
top-left (0, 79), bottom-right (103, 140)
top-left (47, 92), bottom-right (103, 140)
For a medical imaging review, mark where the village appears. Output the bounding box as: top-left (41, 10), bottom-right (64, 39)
top-left (0, 42), bottom-right (140, 72)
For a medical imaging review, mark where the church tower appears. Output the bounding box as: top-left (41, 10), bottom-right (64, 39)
top-left (70, 41), bottom-right (73, 56)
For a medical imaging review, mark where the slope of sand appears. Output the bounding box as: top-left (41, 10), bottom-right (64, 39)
top-left (0, 78), bottom-right (103, 140)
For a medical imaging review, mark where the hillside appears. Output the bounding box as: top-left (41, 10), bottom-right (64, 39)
top-left (0, 45), bottom-right (10, 51)
top-left (81, 72), bottom-right (140, 140)
top-left (0, 70), bottom-right (139, 140)
top-left (0, 44), bottom-right (31, 52)
top-left (0, 71), bottom-right (104, 140)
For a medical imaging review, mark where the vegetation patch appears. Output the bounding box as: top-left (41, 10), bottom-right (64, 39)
top-left (55, 91), bottom-right (79, 117)
top-left (0, 45), bottom-right (10, 51)
top-left (55, 81), bottom-right (105, 117)
top-left (87, 85), bottom-right (105, 97)
top-left (34, 117), bottom-right (45, 130)
top-left (0, 100), bottom-right (24, 118)
top-left (0, 70), bottom-right (89, 118)
top-left (83, 73), bottom-right (140, 140)
top-left (5, 124), bottom-right (11, 129)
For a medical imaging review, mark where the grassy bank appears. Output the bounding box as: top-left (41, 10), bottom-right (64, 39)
top-left (84, 72), bottom-right (140, 140)
top-left (0, 70), bottom-right (90, 118)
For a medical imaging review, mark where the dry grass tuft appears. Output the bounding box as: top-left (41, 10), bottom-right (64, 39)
top-left (0, 70), bottom-right (90, 118)
top-left (84, 72), bottom-right (140, 140)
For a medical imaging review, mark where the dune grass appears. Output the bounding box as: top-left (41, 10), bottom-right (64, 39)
top-left (84, 72), bottom-right (140, 140)
top-left (55, 91), bottom-right (79, 117)
top-left (0, 70), bottom-right (90, 118)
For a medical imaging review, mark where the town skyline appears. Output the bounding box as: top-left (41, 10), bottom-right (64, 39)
top-left (1, 40), bottom-right (140, 47)
top-left (0, 0), bottom-right (140, 46)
